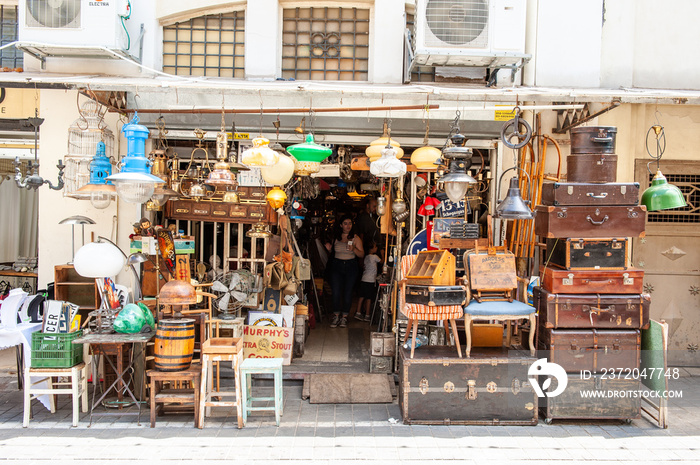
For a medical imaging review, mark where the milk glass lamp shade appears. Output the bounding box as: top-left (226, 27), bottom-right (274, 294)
top-left (641, 170), bottom-right (687, 211)
top-left (287, 133), bottom-right (332, 163)
top-left (261, 154), bottom-right (295, 185)
top-left (74, 241), bottom-right (125, 278)
top-left (241, 137), bottom-right (279, 166)
top-left (369, 145), bottom-right (407, 178)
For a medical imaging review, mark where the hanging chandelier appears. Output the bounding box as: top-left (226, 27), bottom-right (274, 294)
top-left (14, 111), bottom-right (65, 190)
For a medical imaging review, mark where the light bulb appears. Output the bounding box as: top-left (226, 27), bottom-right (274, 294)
top-left (377, 196), bottom-right (387, 216)
top-left (150, 193), bottom-right (168, 207)
top-left (392, 198), bottom-right (407, 214)
top-left (90, 191), bottom-right (112, 209)
top-left (444, 182), bottom-right (468, 203)
top-left (115, 182), bottom-right (155, 204)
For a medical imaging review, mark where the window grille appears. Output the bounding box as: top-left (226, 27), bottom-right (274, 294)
top-left (0, 6), bottom-right (21, 68)
top-left (282, 7), bottom-right (369, 81)
top-left (163, 12), bottom-right (245, 78)
top-left (646, 173), bottom-right (700, 224)
top-left (406, 13), bottom-right (435, 82)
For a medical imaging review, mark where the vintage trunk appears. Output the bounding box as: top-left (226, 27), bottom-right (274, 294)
top-left (540, 266), bottom-right (644, 294)
top-left (570, 126), bottom-right (617, 154)
top-left (369, 355), bottom-right (393, 374)
top-left (546, 238), bottom-right (630, 270)
top-left (399, 346), bottom-right (537, 425)
top-left (534, 287), bottom-right (650, 330)
top-left (539, 328), bottom-right (640, 373)
top-left (534, 205), bottom-right (647, 239)
top-left (405, 285), bottom-right (467, 306)
top-left (542, 375), bottom-right (641, 421)
top-left (540, 182), bottom-right (640, 207)
top-left (567, 154), bottom-right (618, 183)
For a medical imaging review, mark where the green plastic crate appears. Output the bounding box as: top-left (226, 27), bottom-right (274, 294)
top-left (31, 330), bottom-right (83, 368)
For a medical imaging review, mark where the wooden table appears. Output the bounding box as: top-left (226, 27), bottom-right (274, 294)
top-left (73, 332), bottom-right (154, 425)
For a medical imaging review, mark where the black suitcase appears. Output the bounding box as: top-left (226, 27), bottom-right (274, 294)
top-left (545, 237), bottom-right (629, 270)
top-left (540, 182), bottom-right (640, 207)
top-left (542, 375), bottom-right (641, 422)
top-left (399, 346), bottom-right (538, 425)
top-left (405, 285), bottom-right (467, 306)
top-left (538, 328), bottom-right (640, 373)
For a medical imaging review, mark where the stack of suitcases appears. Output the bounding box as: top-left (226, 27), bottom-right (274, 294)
top-left (533, 126), bottom-right (651, 422)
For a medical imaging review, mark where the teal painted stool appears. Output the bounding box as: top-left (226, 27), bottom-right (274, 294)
top-left (240, 358), bottom-right (283, 426)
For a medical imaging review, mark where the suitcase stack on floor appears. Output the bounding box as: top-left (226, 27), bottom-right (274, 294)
top-left (534, 126), bottom-right (651, 422)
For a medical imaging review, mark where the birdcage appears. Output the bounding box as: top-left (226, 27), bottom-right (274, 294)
top-left (64, 101), bottom-right (115, 198)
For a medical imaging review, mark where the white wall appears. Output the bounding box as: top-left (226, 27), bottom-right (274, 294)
top-left (37, 90), bottom-right (139, 291)
top-left (370, 0), bottom-right (404, 83)
top-left (245, 0), bottom-right (278, 80)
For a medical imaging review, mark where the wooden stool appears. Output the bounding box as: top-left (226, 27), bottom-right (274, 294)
top-left (240, 358), bottom-right (284, 427)
top-left (147, 362), bottom-right (202, 428)
top-left (198, 338), bottom-right (243, 429)
top-left (23, 362), bottom-right (88, 427)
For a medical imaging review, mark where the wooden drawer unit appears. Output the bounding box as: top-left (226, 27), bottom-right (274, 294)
top-left (190, 203), bottom-right (211, 217)
top-left (165, 199), bottom-right (273, 224)
top-left (210, 203), bottom-right (229, 219)
top-left (170, 200), bottom-right (192, 217)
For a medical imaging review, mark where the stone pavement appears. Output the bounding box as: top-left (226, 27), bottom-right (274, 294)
top-left (0, 368), bottom-right (698, 464)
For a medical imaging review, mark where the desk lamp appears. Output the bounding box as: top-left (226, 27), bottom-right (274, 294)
top-left (59, 215), bottom-right (95, 263)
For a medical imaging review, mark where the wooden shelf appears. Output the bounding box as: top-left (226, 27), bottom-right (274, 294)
top-left (0, 270), bottom-right (38, 278)
top-left (54, 265), bottom-right (99, 312)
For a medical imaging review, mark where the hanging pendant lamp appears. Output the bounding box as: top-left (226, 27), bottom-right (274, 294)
top-left (640, 124), bottom-right (687, 211)
top-left (494, 167), bottom-right (535, 220)
top-left (366, 121), bottom-right (403, 162)
top-left (241, 137), bottom-right (279, 167)
top-left (75, 141), bottom-right (116, 209)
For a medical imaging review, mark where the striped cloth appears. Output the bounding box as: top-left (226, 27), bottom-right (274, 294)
top-left (400, 255), bottom-right (464, 321)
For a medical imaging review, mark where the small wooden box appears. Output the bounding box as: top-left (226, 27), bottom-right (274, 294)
top-left (465, 247), bottom-right (517, 301)
top-left (406, 250), bottom-right (456, 286)
top-left (471, 324), bottom-right (503, 347)
top-left (369, 355), bottom-right (393, 374)
top-left (201, 337), bottom-right (242, 354)
top-left (370, 332), bottom-right (396, 357)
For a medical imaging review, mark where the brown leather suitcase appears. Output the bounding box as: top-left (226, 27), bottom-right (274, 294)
top-left (540, 182), bottom-right (639, 206)
top-left (545, 238), bottom-right (629, 270)
top-left (533, 286), bottom-right (650, 329)
top-left (534, 205), bottom-right (647, 239)
top-left (570, 126), bottom-right (617, 154)
top-left (566, 154), bottom-right (618, 183)
top-left (542, 376), bottom-right (640, 422)
top-left (540, 266), bottom-right (644, 294)
top-left (399, 346), bottom-right (537, 425)
top-left (538, 328), bottom-right (640, 373)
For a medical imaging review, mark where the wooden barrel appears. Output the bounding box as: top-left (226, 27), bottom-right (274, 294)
top-left (154, 319), bottom-right (195, 372)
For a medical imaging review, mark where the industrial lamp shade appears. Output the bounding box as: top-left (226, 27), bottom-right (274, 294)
top-left (261, 154), bottom-right (295, 185)
top-left (641, 170), bottom-right (687, 211)
top-left (74, 241), bottom-right (125, 278)
top-left (159, 279), bottom-right (197, 305)
top-left (287, 134), bottom-right (332, 163)
top-left (495, 177), bottom-right (535, 220)
top-left (438, 159), bottom-right (476, 203)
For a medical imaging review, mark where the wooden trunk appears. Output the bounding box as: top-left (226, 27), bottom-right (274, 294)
top-left (540, 182), bottom-right (639, 207)
top-left (534, 287), bottom-right (650, 330)
top-left (540, 266), bottom-right (644, 294)
top-left (534, 205), bottom-right (647, 239)
top-left (399, 346), bottom-right (538, 425)
top-left (545, 237), bottom-right (629, 270)
top-left (542, 375), bottom-right (641, 421)
top-left (539, 328), bottom-right (640, 373)
top-left (566, 154), bottom-right (618, 183)
top-left (405, 285), bottom-right (467, 307)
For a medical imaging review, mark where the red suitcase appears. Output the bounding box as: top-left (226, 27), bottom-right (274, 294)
top-left (540, 266), bottom-right (644, 294)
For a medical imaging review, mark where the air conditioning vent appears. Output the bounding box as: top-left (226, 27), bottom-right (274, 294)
top-left (26, 0), bottom-right (80, 29)
top-left (425, 0), bottom-right (488, 47)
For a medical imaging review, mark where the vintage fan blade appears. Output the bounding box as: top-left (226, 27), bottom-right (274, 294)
top-left (218, 293), bottom-right (231, 311)
top-left (212, 281), bottom-right (228, 293)
top-left (232, 291), bottom-right (248, 301)
top-left (229, 273), bottom-right (241, 290)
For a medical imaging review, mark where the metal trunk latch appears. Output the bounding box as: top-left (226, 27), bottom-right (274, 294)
top-left (486, 382), bottom-right (498, 393)
top-left (444, 381), bottom-right (455, 393)
top-left (467, 380), bottom-right (477, 400)
top-left (419, 377), bottom-right (429, 395)
top-left (563, 273), bottom-right (574, 286)
top-left (623, 273), bottom-right (634, 285)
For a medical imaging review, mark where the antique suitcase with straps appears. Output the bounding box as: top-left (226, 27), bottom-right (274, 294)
top-left (399, 346), bottom-right (538, 425)
top-left (545, 237), bottom-right (630, 270)
top-left (405, 285), bottom-right (467, 307)
top-left (533, 286), bottom-right (650, 330)
top-left (540, 266), bottom-right (644, 294)
top-left (566, 154), bottom-right (618, 183)
top-left (540, 182), bottom-right (640, 207)
top-left (570, 126), bottom-right (617, 154)
top-left (534, 205), bottom-right (647, 239)
top-left (538, 328), bottom-right (641, 373)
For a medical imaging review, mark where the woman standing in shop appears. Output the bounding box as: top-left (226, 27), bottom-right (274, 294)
top-left (325, 216), bottom-right (365, 328)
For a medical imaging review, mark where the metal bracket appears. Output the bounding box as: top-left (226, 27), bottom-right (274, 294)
top-left (553, 99), bottom-right (621, 134)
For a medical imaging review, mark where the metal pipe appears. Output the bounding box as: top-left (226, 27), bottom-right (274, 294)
top-left (125, 104), bottom-right (440, 115)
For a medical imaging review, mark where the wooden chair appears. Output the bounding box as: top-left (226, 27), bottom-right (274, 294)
top-left (399, 255), bottom-right (463, 359)
top-left (23, 362), bottom-right (88, 427)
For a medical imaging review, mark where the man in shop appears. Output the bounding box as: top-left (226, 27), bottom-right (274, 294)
top-left (355, 196), bottom-right (380, 251)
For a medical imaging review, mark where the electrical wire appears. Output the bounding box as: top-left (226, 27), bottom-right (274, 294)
top-left (120, 0), bottom-right (132, 51)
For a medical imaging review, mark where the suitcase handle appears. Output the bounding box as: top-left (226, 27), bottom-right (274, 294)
top-left (586, 192), bottom-right (608, 199)
top-left (587, 305), bottom-right (614, 313)
top-left (582, 279), bottom-right (614, 285)
top-left (586, 215), bottom-right (609, 225)
top-left (592, 136), bottom-right (613, 143)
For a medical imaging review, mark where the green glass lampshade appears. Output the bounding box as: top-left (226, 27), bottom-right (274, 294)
top-left (641, 170), bottom-right (687, 211)
top-left (286, 134), bottom-right (332, 163)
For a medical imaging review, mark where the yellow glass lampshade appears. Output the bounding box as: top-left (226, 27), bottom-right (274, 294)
top-left (241, 137), bottom-right (279, 167)
top-left (267, 187), bottom-right (287, 209)
top-left (261, 154), bottom-right (295, 185)
top-left (410, 145), bottom-right (441, 170)
top-left (365, 127), bottom-right (403, 162)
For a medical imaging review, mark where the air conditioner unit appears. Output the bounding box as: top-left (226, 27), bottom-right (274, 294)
top-left (412, 0), bottom-right (529, 68)
top-left (19, 0), bottom-right (130, 51)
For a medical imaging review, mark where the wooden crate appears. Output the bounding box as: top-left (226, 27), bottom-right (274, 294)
top-left (406, 250), bottom-right (456, 286)
top-left (465, 247), bottom-right (517, 302)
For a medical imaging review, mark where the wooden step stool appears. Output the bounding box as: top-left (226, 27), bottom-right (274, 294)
top-left (147, 362), bottom-right (202, 428)
top-left (23, 362), bottom-right (88, 427)
top-left (198, 337), bottom-right (243, 428)
top-left (240, 358), bottom-right (284, 427)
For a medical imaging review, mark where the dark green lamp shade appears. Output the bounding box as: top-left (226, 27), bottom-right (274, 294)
top-left (641, 170), bottom-right (687, 211)
top-left (287, 134), bottom-right (332, 162)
